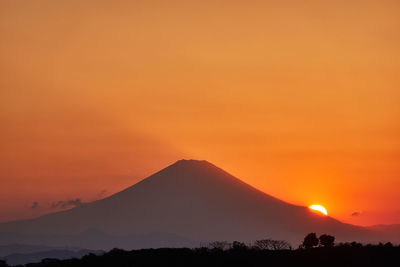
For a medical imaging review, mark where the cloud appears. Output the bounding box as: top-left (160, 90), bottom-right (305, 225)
top-left (30, 201), bottom-right (39, 209)
top-left (351, 212), bottom-right (361, 217)
top-left (51, 198), bottom-right (83, 209)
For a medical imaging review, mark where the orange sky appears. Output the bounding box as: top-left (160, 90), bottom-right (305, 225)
top-left (1, 0), bottom-right (399, 226)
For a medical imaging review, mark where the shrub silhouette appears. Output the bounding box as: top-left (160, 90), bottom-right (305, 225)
top-left (302, 233), bottom-right (319, 249)
top-left (319, 234), bottom-right (335, 247)
top-left (337, 241), bottom-right (363, 248)
top-left (208, 241), bottom-right (229, 250)
top-left (253, 239), bottom-right (292, 250)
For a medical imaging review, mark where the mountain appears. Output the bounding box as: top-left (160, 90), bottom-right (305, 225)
top-left (367, 224), bottom-right (400, 238)
top-left (0, 160), bottom-right (398, 249)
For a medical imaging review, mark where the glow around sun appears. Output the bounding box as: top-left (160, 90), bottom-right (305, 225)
top-left (309, 204), bottom-right (328, 216)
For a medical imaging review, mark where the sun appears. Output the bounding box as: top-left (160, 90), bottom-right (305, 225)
top-left (309, 204), bottom-right (328, 216)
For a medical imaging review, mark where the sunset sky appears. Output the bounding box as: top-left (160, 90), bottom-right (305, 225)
top-left (1, 0), bottom-right (399, 226)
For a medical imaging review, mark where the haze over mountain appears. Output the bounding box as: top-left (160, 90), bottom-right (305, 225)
top-left (0, 160), bottom-right (398, 250)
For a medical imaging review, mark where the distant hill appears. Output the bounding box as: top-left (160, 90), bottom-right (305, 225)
top-left (1, 249), bottom-right (103, 266)
top-left (0, 244), bottom-right (72, 257)
top-left (0, 160), bottom-right (398, 250)
top-left (0, 230), bottom-right (197, 251)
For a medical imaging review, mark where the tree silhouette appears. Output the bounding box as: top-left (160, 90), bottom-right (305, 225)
top-left (319, 234), bottom-right (335, 247)
top-left (384, 242), bottom-right (393, 248)
top-left (302, 233), bottom-right (319, 249)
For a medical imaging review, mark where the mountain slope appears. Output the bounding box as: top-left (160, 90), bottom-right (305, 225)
top-left (0, 160), bottom-right (397, 248)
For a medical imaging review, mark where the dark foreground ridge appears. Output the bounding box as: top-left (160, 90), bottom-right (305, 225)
top-left (1, 244), bottom-right (398, 267)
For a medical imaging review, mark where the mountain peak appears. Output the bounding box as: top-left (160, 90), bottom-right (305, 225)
top-left (173, 159), bottom-right (211, 166)
top-left (159, 159), bottom-right (227, 180)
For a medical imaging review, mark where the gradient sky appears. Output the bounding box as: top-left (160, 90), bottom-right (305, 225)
top-left (1, 0), bottom-right (399, 226)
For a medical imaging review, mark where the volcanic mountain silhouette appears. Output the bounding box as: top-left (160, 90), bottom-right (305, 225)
top-left (0, 160), bottom-right (397, 248)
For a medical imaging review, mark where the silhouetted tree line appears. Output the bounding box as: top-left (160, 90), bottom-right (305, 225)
top-left (208, 239), bottom-right (292, 251)
top-left (1, 234), bottom-right (399, 267)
